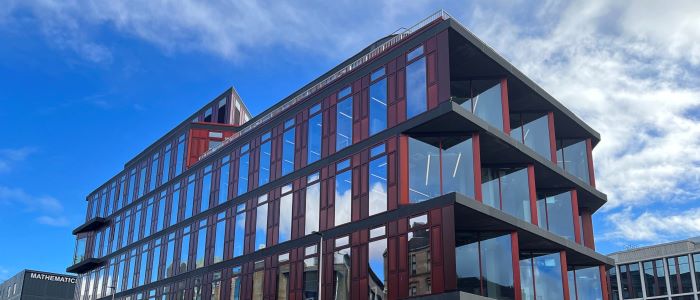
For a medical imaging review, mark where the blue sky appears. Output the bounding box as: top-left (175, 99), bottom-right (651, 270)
top-left (1, 1), bottom-right (699, 280)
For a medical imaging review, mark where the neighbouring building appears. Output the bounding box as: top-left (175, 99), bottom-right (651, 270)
top-left (67, 10), bottom-right (612, 300)
top-left (0, 270), bottom-right (76, 300)
top-left (608, 237), bottom-right (700, 300)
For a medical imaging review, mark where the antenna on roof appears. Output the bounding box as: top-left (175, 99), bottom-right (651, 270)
top-left (391, 27), bottom-right (407, 35)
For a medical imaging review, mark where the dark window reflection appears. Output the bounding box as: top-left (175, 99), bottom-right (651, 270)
top-left (619, 263), bottom-right (643, 299)
top-left (303, 257), bottom-right (319, 300)
top-left (455, 232), bottom-right (514, 299)
top-left (482, 167), bottom-right (531, 222)
top-left (368, 239), bottom-right (387, 299)
top-left (643, 259), bottom-right (668, 297)
top-left (408, 229), bottom-right (431, 296)
top-left (333, 247), bottom-right (351, 300)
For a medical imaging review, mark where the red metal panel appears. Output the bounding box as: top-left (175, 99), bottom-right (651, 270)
top-left (581, 210), bottom-right (595, 249)
top-left (472, 133), bottom-right (482, 202)
top-left (431, 226), bottom-right (445, 293)
top-left (398, 135), bottom-right (409, 205)
top-left (586, 138), bottom-right (596, 187)
top-left (571, 189), bottom-right (582, 244)
top-left (511, 232), bottom-right (522, 300)
top-left (561, 251), bottom-right (571, 300)
top-left (436, 30), bottom-right (451, 104)
top-left (527, 165), bottom-right (538, 225)
top-left (548, 112), bottom-right (558, 163)
top-left (600, 265), bottom-right (610, 300)
top-left (500, 78), bottom-right (511, 135)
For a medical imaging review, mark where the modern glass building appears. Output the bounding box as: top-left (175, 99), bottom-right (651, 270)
top-left (608, 237), bottom-right (700, 300)
top-left (67, 10), bottom-right (612, 300)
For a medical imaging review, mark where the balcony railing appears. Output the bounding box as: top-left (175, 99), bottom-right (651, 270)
top-left (198, 10), bottom-right (453, 161)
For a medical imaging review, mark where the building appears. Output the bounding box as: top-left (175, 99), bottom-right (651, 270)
top-left (67, 10), bottom-right (612, 300)
top-left (607, 237), bottom-right (700, 300)
top-left (0, 270), bottom-right (76, 300)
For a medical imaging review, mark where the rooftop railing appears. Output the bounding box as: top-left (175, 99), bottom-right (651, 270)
top-left (199, 10), bottom-right (452, 161)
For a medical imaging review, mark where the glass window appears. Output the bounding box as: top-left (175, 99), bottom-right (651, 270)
top-left (536, 191), bottom-right (575, 241)
top-left (133, 205), bottom-right (142, 242)
top-left (522, 253), bottom-right (564, 300)
top-left (406, 57), bottom-right (427, 119)
top-left (214, 214), bottom-right (226, 264)
top-left (195, 220), bottom-right (207, 269)
top-left (162, 145), bottom-right (172, 184)
top-left (74, 237), bottom-right (87, 263)
top-left (442, 138), bottom-right (475, 198)
top-left (180, 226), bottom-right (191, 274)
top-left (693, 254), bottom-right (700, 294)
top-left (279, 191), bottom-right (293, 243)
top-left (338, 86), bottom-right (351, 99)
top-left (369, 156), bottom-right (387, 216)
top-left (369, 77), bottom-right (387, 136)
top-left (278, 261), bottom-right (290, 300)
top-left (156, 193), bottom-right (166, 233)
top-left (668, 255), bottom-right (693, 294)
top-left (569, 267), bottom-right (603, 300)
top-left (482, 167), bottom-right (531, 222)
top-left (371, 67), bottom-right (385, 81)
top-left (408, 228), bottom-right (431, 296)
top-left (212, 271), bottom-right (223, 300)
top-left (473, 82), bottom-right (504, 131)
top-left (233, 204), bottom-right (246, 257)
top-left (456, 233), bottom-right (514, 299)
top-left (408, 138), bottom-right (440, 202)
top-left (511, 113), bottom-right (552, 159)
top-left (308, 108), bottom-right (323, 164)
top-left (282, 126), bottom-right (296, 176)
top-left (305, 177), bottom-right (321, 235)
top-left (336, 95), bottom-right (353, 151)
top-left (238, 148), bottom-right (250, 196)
top-left (259, 139), bottom-right (271, 186)
top-left (201, 166), bottom-right (212, 212)
top-left (608, 266), bottom-right (619, 300)
top-left (333, 246), bottom-right (352, 300)
top-left (643, 260), bottom-right (667, 297)
top-left (303, 256), bottom-right (319, 300)
top-left (219, 158), bottom-right (230, 204)
top-left (335, 169), bottom-right (352, 226)
top-left (230, 266), bottom-right (242, 300)
top-left (253, 261), bottom-right (264, 300)
top-left (407, 46), bottom-right (424, 61)
top-left (368, 239), bottom-right (387, 299)
top-left (138, 164), bottom-right (147, 198)
top-left (164, 233), bottom-right (175, 278)
top-left (143, 199), bottom-right (154, 238)
top-left (255, 201), bottom-right (268, 251)
top-left (619, 263), bottom-right (643, 299)
top-left (127, 168), bottom-right (137, 204)
top-left (184, 175), bottom-right (195, 220)
top-left (556, 139), bottom-right (590, 184)
top-left (149, 153), bottom-right (159, 191)
top-left (175, 134), bottom-right (186, 176)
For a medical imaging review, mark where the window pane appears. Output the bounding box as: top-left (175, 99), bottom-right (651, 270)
top-left (483, 168), bottom-right (531, 222)
top-left (408, 229), bottom-right (431, 296)
top-left (238, 152), bottom-right (249, 196)
top-left (369, 239), bottom-right (387, 299)
top-left (279, 194), bottom-right (293, 243)
top-left (214, 220), bottom-right (225, 263)
top-left (336, 97), bottom-right (353, 151)
top-left (441, 138), bottom-right (475, 198)
top-left (335, 170), bottom-right (352, 226)
top-left (255, 204), bottom-right (268, 251)
top-left (532, 253), bottom-right (563, 299)
top-left (282, 128), bottom-right (295, 176)
top-left (369, 78), bottom-right (387, 135)
top-left (278, 264), bottom-right (290, 300)
top-left (369, 156), bottom-right (387, 216)
top-left (196, 224), bottom-right (206, 268)
top-left (259, 141), bottom-right (271, 186)
top-left (620, 263), bottom-right (643, 298)
top-left (184, 177), bottom-right (195, 220)
top-left (305, 182), bottom-right (320, 235)
top-left (180, 231), bottom-right (190, 273)
top-left (408, 138), bottom-right (440, 203)
top-left (333, 248), bottom-right (351, 300)
top-left (230, 274), bottom-right (241, 300)
top-left (201, 170), bottom-right (211, 212)
top-left (233, 207), bottom-right (246, 257)
top-left (481, 235), bottom-right (515, 299)
top-left (472, 82), bottom-right (504, 131)
top-left (512, 114), bottom-right (552, 159)
top-left (406, 57), bottom-right (427, 119)
top-left (693, 254), bottom-right (700, 294)
top-left (557, 139), bottom-right (590, 184)
top-left (308, 113), bottom-right (322, 164)
top-left (175, 135), bottom-right (185, 176)
top-left (252, 269), bottom-right (264, 300)
top-left (537, 191), bottom-right (575, 241)
top-left (303, 257), bottom-right (319, 300)
top-left (574, 267), bottom-right (603, 300)
top-left (219, 162), bottom-right (230, 204)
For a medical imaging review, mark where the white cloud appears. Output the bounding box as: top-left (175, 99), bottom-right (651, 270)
top-left (460, 1), bottom-right (700, 242)
top-left (602, 208), bottom-right (700, 244)
top-left (0, 185), bottom-right (69, 227)
top-left (0, 147), bottom-right (35, 173)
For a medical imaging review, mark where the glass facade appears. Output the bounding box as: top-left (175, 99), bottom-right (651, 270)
top-left (619, 263), bottom-right (643, 299)
top-left (556, 139), bottom-right (590, 184)
top-left (568, 266), bottom-right (603, 300)
top-left (71, 17), bottom-right (606, 300)
top-left (482, 167), bottom-right (531, 222)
